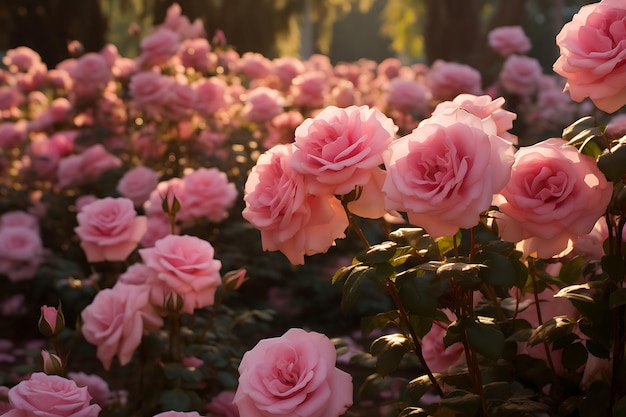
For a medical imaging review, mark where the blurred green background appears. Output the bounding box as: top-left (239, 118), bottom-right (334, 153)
top-left (0, 0), bottom-right (596, 78)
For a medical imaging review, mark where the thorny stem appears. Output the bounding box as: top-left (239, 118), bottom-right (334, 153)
top-left (386, 279), bottom-right (444, 397)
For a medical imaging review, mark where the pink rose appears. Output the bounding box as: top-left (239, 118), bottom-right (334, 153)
top-left (329, 79), bottom-right (357, 108)
top-left (263, 110), bottom-right (304, 149)
top-left (144, 177), bottom-right (186, 218)
top-left (140, 215), bottom-right (179, 248)
top-left (118, 262), bottom-right (157, 286)
top-left (431, 94), bottom-right (518, 145)
top-left (235, 52), bottom-right (272, 79)
top-left (117, 166), bottom-right (160, 207)
top-left (206, 391), bottom-right (239, 417)
top-left (553, 1), bottom-right (626, 113)
top-left (493, 138), bottom-right (613, 259)
top-left (289, 71), bottom-right (328, 109)
top-left (69, 52), bottom-right (112, 98)
top-left (241, 87), bottom-right (284, 124)
top-left (152, 412), bottom-right (202, 417)
top-left (161, 3), bottom-right (206, 39)
top-left (67, 372), bottom-right (111, 406)
top-left (0, 211), bottom-right (38, 230)
top-left (3, 47), bottom-right (42, 72)
top-left (290, 105), bottom-right (396, 196)
top-left (57, 144), bottom-right (122, 188)
top-left (139, 28), bottom-right (181, 68)
top-left (383, 108), bottom-right (515, 238)
top-left (425, 60), bottom-right (482, 101)
top-left (0, 226), bottom-right (43, 282)
top-left (421, 310), bottom-right (465, 374)
top-left (377, 57), bottom-right (403, 79)
top-left (385, 78), bottom-right (430, 114)
top-left (0, 121), bottom-right (27, 149)
top-left (272, 57), bottom-right (305, 89)
top-left (488, 26), bottom-right (532, 57)
top-left (234, 328), bottom-right (353, 417)
top-left (243, 144), bottom-right (349, 265)
top-left (81, 283), bottom-right (163, 369)
top-left (139, 234), bottom-right (223, 314)
top-left (129, 71), bottom-right (173, 118)
top-left (161, 77), bottom-right (197, 121)
top-left (0, 86), bottom-right (23, 111)
top-left (179, 167), bottom-right (238, 223)
top-left (192, 77), bottom-right (228, 116)
top-left (178, 38), bottom-right (213, 72)
top-left (498, 55), bottom-right (543, 96)
top-left (75, 197), bottom-right (147, 262)
top-left (5, 372), bottom-right (101, 417)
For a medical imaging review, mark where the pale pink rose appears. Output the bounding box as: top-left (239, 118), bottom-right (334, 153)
top-left (140, 215), bottom-right (179, 248)
top-left (421, 310), bottom-right (465, 374)
top-left (2, 47), bottom-right (41, 73)
top-left (263, 110), bottom-right (304, 148)
top-left (117, 166), bottom-right (160, 207)
top-left (0, 86), bottom-right (24, 111)
top-left (139, 28), bottom-right (181, 68)
top-left (206, 391), bottom-right (239, 417)
top-left (192, 77), bottom-right (228, 116)
top-left (571, 218), bottom-right (611, 261)
top-left (161, 76), bottom-right (197, 121)
top-left (81, 283), bottom-right (163, 369)
top-left (488, 25), bottom-right (532, 57)
top-left (0, 121), bottom-right (27, 149)
top-left (161, 2), bottom-right (206, 39)
top-left (431, 94), bottom-right (518, 145)
top-left (179, 168), bottom-right (237, 223)
top-left (498, 55), bottom-right (543, 96)
top-left (290, 105), bottom-right (396, 196)
top-left (5, 373), bottom-right (100, 417)
top-left (139, 234), bottom-right (223, 314)
top-left (129, 71), bottom-right (174, 118)
top-left (178, 38), bottom-right (213, 72)
top-left (385, 78), bottom-right (430, 114)
top-left (553, 1), bottom-right (626, 113)
top-left (152, 412), bottom-right (202, 417)
top-left (118, 262), bottom-right (157, 286)
top-left (329, 78), bottom-right (357, 108)
top-left (235, 52), bottom-right (272, 79)
top-left (0, 226), bottom-right (43, 282)
top-left (0, 211), bottom-right (38, 230)
top-left (493, 138), bottom-right (613, 259)
top-left (383, 108), bottom-right (515, 238)
top-left (242, 144), bottom-right (349, 265)
top-left (289, 71), bottom-right (328, 109)
top-left (75, 195), bottom-right (98, 212)
top-left (57, 144), bottom-right (122, 188)
top-left (69, 52), bottom-right (112, 98)
top-left (272, 57), bottom-right (305, 89)
top-left (234, 328), bottom-right (353, 417)
top-left (67, 372), bottom-right (111, 406)
top-left (425, 60), bottom-right (482, 100)
top-left (241, 87), bottom-right (284, 124)
top-left (75, 197), bottom-right (147, 262)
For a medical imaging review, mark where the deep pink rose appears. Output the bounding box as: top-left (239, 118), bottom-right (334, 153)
top-left (5, 372), bottom-right (101, 417)
top-left (553, 1), bottom-right (626, 113)
top-left (81, 283), bottom-right (163, 369)
top-left (377, 57), bottom-right (403, 79)
top-left (117, 166), bottom-right (160, 207)
top-left (0, 226), bottom-right (43, 282)
top-left (385, 78), bottom-right (430, 114)
top-left (488, 25), bottom-right (532, 57)
top-left (67, 372), bottom-right (111, 407)
top-left (234, 328), bottom-right (353, 417)
top-left (498, 55), bottom-right (543, 96)
top-left (180, 167), bottom-right (238, 223)
top-left (493, 138), bottom-right (613, 258)
top-left (241, 87), bottom-right (284, 124)
top-left (139, 234), bottom-right (223, 314)
top-left (75, 197), bottom-right (147, 262)
top-left (290, 105), bottom-right (396, 196)
top-left (242, 144), bottom-right (349, 265)
top-left (139, 28), bottom-right (181, 68)
top-left (425, 60), bottom-right (482, 100)
top-left (383, 108), bottom-right (514, 238)
top-left (431, 94), bottom-right (518, 145)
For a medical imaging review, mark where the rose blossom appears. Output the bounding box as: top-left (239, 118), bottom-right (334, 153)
top-left (385, 77), bottom-right (430, 114)
top-left (206, 390), bottom-right (239, 417)
top-left (553, 1), bottom-right (626, 113)
top-left (129, 71), bottom-right (174, 118)
top-left (272, 57), bottom-right (305, 89)
top-left (242, 144), bottom-right (349, 265)
top-left (241, 86), bottom-right (285, 124)
top-left (233, 328), bottom-right (353, 417)
top-left (487, 25), bottom-right (532, 57)
top-left (383, 108), bottom-right (515, 238)
top-left (0, 211), bottom-right (38, 230)
top-left (67, 372), bottom-right (111, 406)
top-left (57, 144), bottom-right (122, 188)
top-left (117, 166), bottom-right (160, 207)
top-left (425, 60), bottom-right (482, 100)
top-left (0, 121), bottom-right (27, 149)
top-left (498, 55), bottom-right (543, 96)
top-left (179, 167), bottom-right (238, 223)
top-left (69, 52), bottom-right (112, 98)
top-left (118, 262), bottom-right (157, 286)
top-left (75, 197), bottom-right (147, 262)
top-left (421, 310), bottom-right (465, 374)
top-left (493, 138), bottom-right (613, 259)
top-left (0, 225), bottom-right (44, 282)
top-left (139, 234), bottom-right (223, 314)
top-left (329, 78), bottom-right (357, 108)
top-left (234, 52), bottom-right (272, 79)
top-left (192, 77), bottom-right (228, 116)
top-left (4, 372), bottom-right (101, 417)
top-left (81, 283), bottom-right (163, 369)
top-left (152, 412), bottom-right (202, 417)
top-left (290, 105), bottom-right (396, 196)
top-left (431, 94), bottom-right (518, 145)
top-left (289, 71), bottom-right (328, 109)
top-left (139, 28), bottom-right (181, 68)
top-left (178, 37), bottom-right (213, 73)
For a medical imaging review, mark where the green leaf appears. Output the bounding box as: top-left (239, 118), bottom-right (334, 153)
top-left (528, 316), bottom-right (577, 346)
top-left (370, 334), bottom-right (409, 376)
top-left (389, 227), bottom-right (427, 248)
top-left (475, 251), bottom-right (517, 287)
top-left (443, 320), bottom-right (464, 348)
top-left (559, 256), bottom-right (587, 286)
top-left (161, 389), bottom-right (191, 411)
top-left (356, 241), bottom-right (398, 264)
top-left (466, 320), bottom-right (505, 360)
top-left (602, 254), bottom-right (626, 282)
top-left (435, 230), bottom-right (462, 257)
top-left (163, 363), bottom-right (184, 380)
top-left (554, 284), bottom-right (595, 303)
top-left (409, 314), bottom-right (434, 339)
top-left (436, 262), bottom-right (484, 290)
top-left (440, 389), bottom-right (481, 414)
top-left (551, 332), bottom-right (580, 351)
top-left (562, 342), bottom-right (588, 372)
top-left (396, 269), bottom-right (446, 316)
top-left (406, 374), bottom-right (437, 403)
top-left (398, 407), bottom-right (429, 417)
top-left (610, 288), bottom-right (626, 309)
top-left (341, 265), bottom-right (377, 313)
top-left (562, 116), bottom-right (597, 142)
top-left (361, 311), bottom-right (400, 336)
top-left (586, 339), bottom-right (611, 359)
top-left (598, 142), bottom-right (626, 182)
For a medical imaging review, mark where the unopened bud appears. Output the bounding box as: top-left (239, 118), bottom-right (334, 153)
top-left (165, 292), bottom-right (185, 314)
top-left (38, 305), bottom-right (65, 338)
top-left (222, 268), bottom-right (247, 291)
top-left (41, 349), bottom-right (64, 375)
